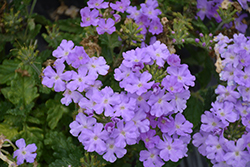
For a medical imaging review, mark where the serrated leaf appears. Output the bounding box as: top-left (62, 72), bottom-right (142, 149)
top-left (20, 126), bottom-right (44, 143)
top-left (46, 99), bottom-right (68, 130)
top-left (2, 74), bottom-right (39, 106)
top-left (100, 33), bottom-right (122, 49)
top-left (44, 131), bottom-right (83, 167)
top-left (6, 102), bottom-right (34, 116)
top-left (183, 95), bottom-right (204, 129)
top-left (0, 59), bottom-right (20, 85)
top-left (0, 123), bottom-right (18, 140)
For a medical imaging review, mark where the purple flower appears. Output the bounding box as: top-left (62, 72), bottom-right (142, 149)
top-left (61, 89), bottom-right (83, 106)
top-left (147, 89), bottom-right (174, 117)
top-left (96, 18), bottom-right (116, 35)
top-left (192, 131), bottom-right (209, 156)
top-left (110, 120), bottom-right (138, 148)
top-left (68, 46), bottom-right (90, 69)
top-left (81, 123), bottom-right (109, 154)
top-left (125, 71), bottom-right (154, 96)
top-left (234, 14), bottom-right (248, 33)
top-left (234, 66), bottom-right (250, 87)
top-left (156, 134), bottom-right (187, 162)
top-left (224, 138), bottom-right (250, 166)
top-left (205, 135), bottom-right (226, 162)
top-left (167, 64), bottom-right (196, 88)
top-left (13, 138), bottom-right (37, 165)
top-left (200, 111), bottom-right (225, 132)
top-left (140, 4), bottom-right (161, 20)
top-left (87, 0), bottom-right (109, 9)
top-left (139, 148), bottom-right (164, 167)
top-left (167, 113), bottom-right (193, 136)
top-left (84, 56), bottom-right (109, 76)
top-left (215, 85), bottom-right (240, 103)
top-left (166, 54), bottom-right (181, 66)
top-left (52, 40), bottom-right (74, 64)
top-left (110, 0), bottom-right (130, 13)
top-left (162, 75), bottom-right (184, 93)
top-left (237, 86), bottom-right (250, 102)
top-left (102, 139), bottom-right (127, 162)
top-left (140, 129), bottom-right (160, 149)
top-left (148, 18), bottom-right (163, 35)
top-left (131, 110), bottom-right (150, 133)
top-left (91, 86), bottom-right (120, 116)
top-left (80, 7), bottom-right (99, 27)
top-left (197, 0), bottom-right (212, 20)
top-left (211, 101), bottom-right (238, 125)
top-left (69, 113), bottom-right (96, 137)
top-left (126, 6), bottom-right (140, 20)
top-left (114, 92), bottom-right (136, 121)
top-left (42, 63), bottom-right (72, 92)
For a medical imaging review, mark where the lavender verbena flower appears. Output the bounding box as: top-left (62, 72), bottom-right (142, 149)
top-left (224, 138), bottom-right (250, 166)
top-left (124, 71), bottom-right (154, 96)
top-left (102, 138), bottom-right (127, 163)
top-left (156, 134), bottom-right (187, 162)
top-left (169, 90), bottom-right (190, 113)
top-left (80, 123), bottom-right (109, 154)
top-left (215, 85), bottom-right (240, 103)
top-left (140, 129), bottom-right (160, 149)
top-left (205, 135), bottom-right (227, 162)
top-left (234, 13), bottom-right (248, 33)
top-left (148, 18), bottom-right (163, 35)
top-left (69, 112), bottom-right (96, 137)
top-left (67, 46), bottom-right (90, 69)
top-left (83, 56), bottom-right (110, 76)
top-left (147, 89), bottom-right (174, 117)
top-left (162, 75), bottom-right (184, 93)
top-left (165, 113), bottom-right (193, 136)
top-left (96, 18), bottom-right (116, 35)
top-left (237, 86), bottom-right (250, 102)
top-left (126, 6), bottom-right (141, 20)
top-left (61, 89), bottom-right (83, 106)
top-left (42, 62), bottom-right (72, 92)
top-left (167, 64), bottom-right (195, 88)
top-left (110, 0), bottom-right (130, 13)
top-left (110, 120), bottom-right (138, 148)
top-left (87, 0), bottom-right (109, 9)
top-left (131, 110), bottom-right (150, 133)
top-left (13, 138), bottom-right (37, 165)
top-left (80, 7), bottom-right (99, 27)
top-left (139, 148), bottom-right (164, 167)
top-left (197, 0), bottom-right (212, 20)
top-left (192, 131), bottom-right (209, 156)
top-left (91, 86), bottom-right (120, 116)
top-left (140, 4), bottom-right (161, 20)
top-left (238, 0), bottom-right (250, 9)
top-left (52, 39), bottom-right (74, 64)
top-left (66, 66), bottom-right (96, 92)
top-left (114, 92), bottom-right (136, 121)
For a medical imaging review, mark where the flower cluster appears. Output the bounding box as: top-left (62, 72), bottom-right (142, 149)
top-left (13, 138), bottom-right (37, 165)
top-left (42, 37), bottom-right (196, 166)
top-left (193, 33), bottom-right (250, 167)
top-left (80, 0), bottom-right (163, 36)
top-left (197, 0), bottom-right (248, 33)
top-left (41, 0), bottom-right (197, 166)
top-left (126, 0), bottom-right (163, 35)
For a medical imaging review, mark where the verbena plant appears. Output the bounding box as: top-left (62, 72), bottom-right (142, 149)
top-left (0, 0), bottom-right (250, 166)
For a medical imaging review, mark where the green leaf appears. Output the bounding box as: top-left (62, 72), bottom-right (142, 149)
top-left (2, 74), bottom-right (39, 106)
top-left (183, 95), bottom-right (204, 129)
top-left (44, 131), bottom-right (83, 167)
top-left (0, 123), bottom-right (18, 140)
top-left (20, 126), bottom-right (44, 143)
top-left (100, 33), bottom-right (122, 50)
top-left (46, 99), bottom-right (69, 130)
top-left (0, 59), bottom-right (20, 85)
